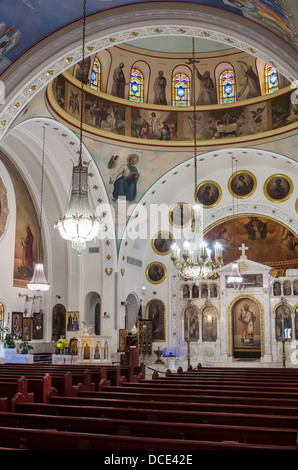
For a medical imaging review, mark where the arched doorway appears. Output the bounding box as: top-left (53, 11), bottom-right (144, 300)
top-left (85, 292), bottom-right (101, 335)
top-left (125, 293), bottom-right (140, 334)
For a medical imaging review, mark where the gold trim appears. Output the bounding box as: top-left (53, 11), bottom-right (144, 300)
top-left (228, 170), bottom-right (257, 199)
top-left (145, 298), bottom-right (166, 342)
top-left (263, 174), bottom-right (293, 203)
top-left (227, 294), bottom-right (264, 358)
top-left (145, 261), bottom-right (167, 284)
top-left (195, 180), bottom-right (222, 208)
top-left (169, 202), bottom-right (193, 229)
top-left (0, 176), bottom-right (9, 239)
top-left (151, 231), bottom-right (174, 256)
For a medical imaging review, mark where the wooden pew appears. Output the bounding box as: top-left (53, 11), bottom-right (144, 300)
top-left (0, 426), bottom-right (294, 450)
top-left (46, 394), bottom-right (298, 417)
top-left (78, 387), bottom-right (298, 408)
top-left (15, 401), bottom-right (298, 430)
top-left (0, 410), bottom-right (296, 447)
top-left (0, 376), bottom-right (34, 411)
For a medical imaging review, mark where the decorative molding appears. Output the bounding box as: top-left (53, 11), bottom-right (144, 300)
top-left (0, 3), bottom-right (297, 140)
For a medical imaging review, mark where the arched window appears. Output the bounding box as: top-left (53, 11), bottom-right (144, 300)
top-left (0, 302), bottom-right (3, 340)
top-left (265, 64), bottom-right (279, 94)
top-left (129, 68), bottom-right (144, 103)
top-left (90, 56), bottom-right (101, 91)
top-left (219, 69), bottom-right (236, 104)
top-left (172, 73), bottom-right (190, 106)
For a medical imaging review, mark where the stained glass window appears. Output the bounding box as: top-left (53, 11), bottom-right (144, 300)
top-left (0, 302), bottom-right (3, 340)
top-left (129, 68), bottom-right (144, 103)
top-left (90, 56), bottom-right (101, 91)
top-left (219, 69), bottom-right (236, 104)
top-left (172, 73), bottom-right (190, 106)
top-left (265, 64), bottom-right (279, 94)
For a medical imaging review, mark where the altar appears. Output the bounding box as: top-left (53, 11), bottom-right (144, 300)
top-left (168, 245), bottom-right (298, 369)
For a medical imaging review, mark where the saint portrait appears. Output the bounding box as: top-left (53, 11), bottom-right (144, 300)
top-left (275, 304), bottom-right (292, 340)
top-left (109, 153), bottom-right (140, 203)
top-left (195, 181), bottom-right (221, 208)
top-left (52, 303), bottom-right (66, 341)
top-left (152, 231), bottom-right (174, 256)
top-left (12, 312), bottom-right (23, 340)
top-left (228, 170), bottom-right (256, 198)
top-left (146, 262), bottom-right (167, 284)
top-left (146, 299), bottom-right (166, 341)
top-left (232, 297), bottom-right (261, 358)
top-left (184, 305), bottom-right (200, 341)
top-left (169, 202), bottom-right (193, 228)
top-left (264, 174), bottom-right (292, 202)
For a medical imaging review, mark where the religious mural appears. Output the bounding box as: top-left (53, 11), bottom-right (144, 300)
top-left (205, 216), bottom-right (298, 270)
top-left (0, 152), bottom-right (42, 288)
top-left (49, 75), bottom-right (297, 144)
top-left (0, 0), bottom-right (296, 75)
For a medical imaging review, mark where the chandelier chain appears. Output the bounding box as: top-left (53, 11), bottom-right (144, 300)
top-left (79, 0), bottom-right (87, 166)
top-left (192, 37), bottom-right (198, 193)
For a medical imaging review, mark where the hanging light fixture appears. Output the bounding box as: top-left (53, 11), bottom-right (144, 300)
top-left (171, 38), bottom-right (223, 283)
top-left (227, 155), bottom-right (243, 285)
top-left (55, 0), bottom-right (102, 255)
top-left (28, 126), bottom-right (50, 292)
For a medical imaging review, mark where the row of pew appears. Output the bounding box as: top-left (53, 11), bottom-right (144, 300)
top-left (0, 362), bottom-right (298, 450)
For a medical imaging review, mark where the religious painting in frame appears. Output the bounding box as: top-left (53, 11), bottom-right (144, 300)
top-left (33, 312), bottom-right (43, 340)
top-left (83, 340), bottom-right (91, 360)
top-left (228, 170), bottom-right (256, 198)
top-left (146, 299), bottom-right (166, 342)
top-left (66, 311), bottom-right (79, 331)
top-left (275, 303), bottom-right (292, 341)
top-left (22, 317), bottom-right (32, 341)
top-left (146, 261), bottom-right (167, 284)
top-left (118, 329), bottom-right (127, 352)
top-left (94, 341), bottom-right (101, 360)
top-left (195, 181), bottom-right (222, 208)
top-left (202, 305), bottom-right (218, 342)
top-left (169, 202), bottom-right (193, 228)
top-left (264, 174), bottom-right (293, 202)
top-left (183, 304), bottom-right (200, 341)
top-left (138, 319), bottom-right (153, 355)
top-left (68, 337), bottom-right (78, 355)
top-left (12, 312), bottom-right (23, 340)
top-left (231, 297), bottom-right (261, 359)
top-left (151, 231), bottom-right (174, 256)
top-left (52, 303), bottom-right (66, 342)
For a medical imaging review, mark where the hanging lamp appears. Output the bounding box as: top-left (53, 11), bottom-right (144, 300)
top-left (55, 0), bottom-right (102, 255)
top-left (171, 38), bottom-right (223, 283)
top-left (28, 126), bottom-right (50, 292)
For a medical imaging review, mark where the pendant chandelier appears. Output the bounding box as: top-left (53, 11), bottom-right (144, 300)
top-left (28, 126), bottom-right (50, 292)
top-left (171, 38), bottom-right (223, 283)
top-left (55, 0), bottom-right (102, 255)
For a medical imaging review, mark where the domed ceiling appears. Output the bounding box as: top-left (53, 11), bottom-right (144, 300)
top-left (0, 0), bottom-right (297, 75)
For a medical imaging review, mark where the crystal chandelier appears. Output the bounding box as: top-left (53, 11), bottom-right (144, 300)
top-left (55, 0), bottom-right (102, 255)
top-left (28, 126), bottom-right (50, 292)
top-left (171, 38), bottom-right (223, 282)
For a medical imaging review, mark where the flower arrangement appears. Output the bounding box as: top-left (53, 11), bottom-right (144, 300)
top-left (55, 338), bottom-right (68, 354)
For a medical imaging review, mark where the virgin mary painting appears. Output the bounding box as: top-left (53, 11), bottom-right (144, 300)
top-left (109, 153), bottom-right (140, 202)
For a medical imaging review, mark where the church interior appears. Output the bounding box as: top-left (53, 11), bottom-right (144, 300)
top-left (0, 0), bottom-right (298, 451)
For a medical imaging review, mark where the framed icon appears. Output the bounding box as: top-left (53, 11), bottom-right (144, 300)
top-left (228, 170), bottom-right (256, 198)
top-left (169, 202), bottom-right (193, 228)
top-left (195, 180), bottom-right (222, 208)
top-left (145, 261), bottom-right (167, 284)
top-left (152, 231), bottom-right (174, 256)
top-left (264, 174), bottom-right (293, 202)
top-left (146, 299), bottom-right (166, 342)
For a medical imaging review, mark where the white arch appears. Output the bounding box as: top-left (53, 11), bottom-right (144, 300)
top-left (0, 2), bottom-right (297, 140)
